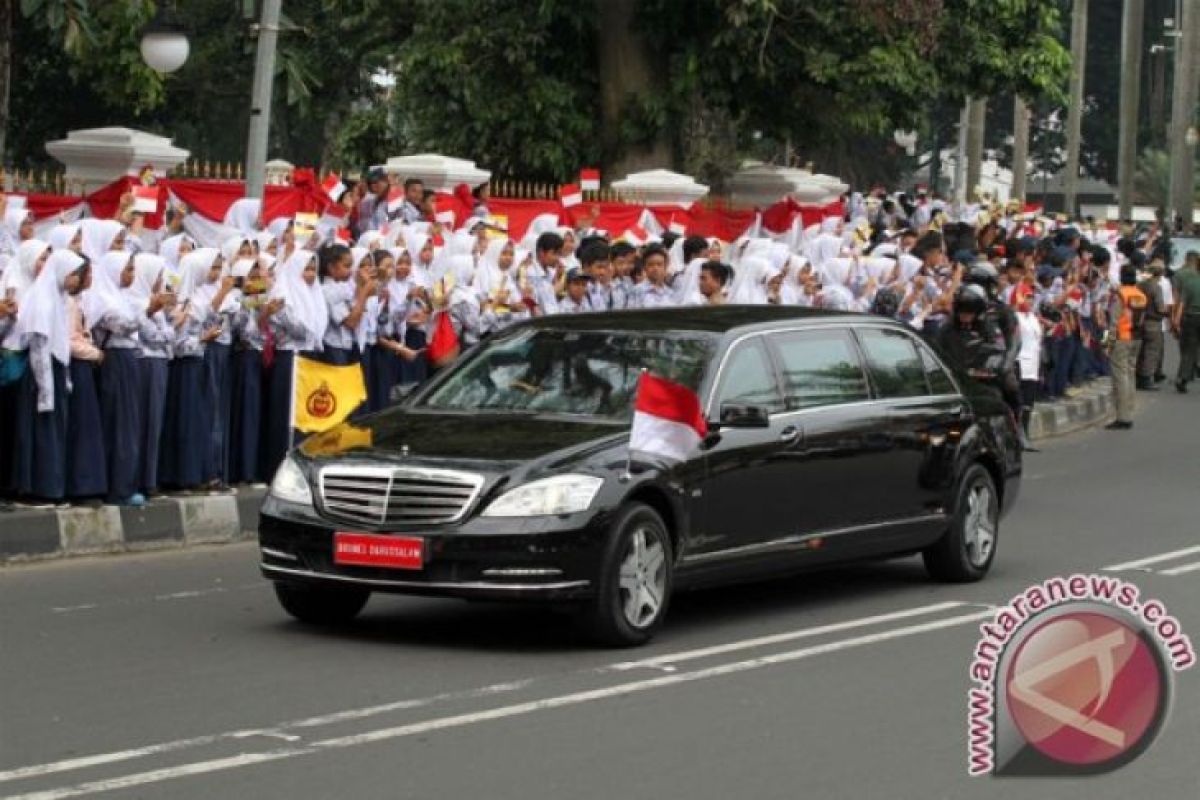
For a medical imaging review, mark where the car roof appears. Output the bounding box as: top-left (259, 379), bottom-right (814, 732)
top-left (526, 305), bottom-right (866, 335)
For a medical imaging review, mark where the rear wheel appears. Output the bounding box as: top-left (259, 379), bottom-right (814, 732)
top-left (923, 463), bottom-right (998, 582)
top-left (274, 582), bottom-right (370, 625)
top-left (583, 503), bottom-right (673, 647)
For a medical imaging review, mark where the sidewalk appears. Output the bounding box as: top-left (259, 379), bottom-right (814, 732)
top-left (0, 378), bottom-right (1118, 564)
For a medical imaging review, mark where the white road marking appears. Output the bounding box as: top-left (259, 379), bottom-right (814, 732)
top-left (0, 680), bottom-right (532, 785)
top-left (1102, 545), bottom-right (1200, 572)
top-left (1160, 560), bottom-right (1200, 577)
top-left (2, 609), bottom-right (991, 800)
top-left (607, 600), bottom-right (971, 671)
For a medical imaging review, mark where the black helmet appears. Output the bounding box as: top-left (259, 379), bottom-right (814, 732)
top-left (953, 283), bottom-right (989, 316)
top-left (963, 262), bottom-right (1000, 298)
top-left (870, 287), bottom-right (901, 318)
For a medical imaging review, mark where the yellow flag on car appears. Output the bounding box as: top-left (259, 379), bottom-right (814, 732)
top-left (292, 356), bottom-right (367, 434)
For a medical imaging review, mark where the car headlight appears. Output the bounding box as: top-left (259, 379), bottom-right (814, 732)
top-left (481, 474), bottom-right (604, 518)
top-left (269, 455), bottom-right (313, 506)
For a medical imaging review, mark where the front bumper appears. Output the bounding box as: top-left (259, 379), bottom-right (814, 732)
top-left (258, 496), bottom-right (610, 601)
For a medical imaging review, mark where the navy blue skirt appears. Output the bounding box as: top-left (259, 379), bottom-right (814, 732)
top-left (138, 357), bottom-right (168, 494)
top-left (400, 327), bottom-right (428, 386)
top-left (8, 359), bottom-right (68, 500)
top-left (204, 341), bottom-right (233, 484)
top-left (99, 348), bottom-right (142, 502)
top-left (228, 348), bottom-right (264, 484)
top-left (0, 375), bottom-right (19, 493)
top-left (159, 356), bottom-right (209, 489)
top-left (318, 344), bottom-right (359, 367)
top-left (364, 343), bottom-right (399, 413)
top-left (261, 349), bottom-right (297, 481)
top-left (66, 358), bottom-right (107, 499)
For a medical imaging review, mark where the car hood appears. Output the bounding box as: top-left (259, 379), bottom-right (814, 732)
top-left (298, 409), bottom-right (628, 472)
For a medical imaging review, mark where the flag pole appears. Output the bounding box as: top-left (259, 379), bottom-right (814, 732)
top-left (288, 352), bottom-right (299, 450)
top-left (622, 369), bottom-right (647, 483)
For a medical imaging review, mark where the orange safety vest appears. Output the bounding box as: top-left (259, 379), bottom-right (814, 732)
top-left (1115, 285), bottom-right (1148, 341)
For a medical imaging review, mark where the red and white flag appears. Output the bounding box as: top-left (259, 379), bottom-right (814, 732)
top-left (132, 185), bottom-right (159, 214)
top-left (322, 172), bottom-right (347, 202)
top-left (579, 168), bottom-right (601, 192)
top-left (386, 186), bottom-right (405, 214)
top-left (630, 373), bottom-right (707, 462)
top-left (560, 183), bottom-right (583, 208)
top-left (668, 215), bottom-right (687, 236)
top-left (620, 225), bottom-right (650, 246)
top-left (334, 227), bottom-right (353, 244)
top-left (435, 209), bottom-right (457, 226)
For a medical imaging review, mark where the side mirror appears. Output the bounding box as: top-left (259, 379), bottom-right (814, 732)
top-left (389, 382), bottom-right (418, 403)
top-left (718, 402), bottom-right (771, 429)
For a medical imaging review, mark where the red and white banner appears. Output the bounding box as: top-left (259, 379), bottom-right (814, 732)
top-left (322, 172), bottom-right (347, 202)
top-left (580, 168), bottom-right (601, 191)
top-left (630, 373), bottom-right (707, 462)
top-left (560, 183), bottom-right (583, 208)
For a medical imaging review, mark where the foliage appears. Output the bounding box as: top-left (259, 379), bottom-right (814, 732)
top-left (391, 0), bottom-right (600, 183)
top-left (1134, 148), bottom-right (1200, 211)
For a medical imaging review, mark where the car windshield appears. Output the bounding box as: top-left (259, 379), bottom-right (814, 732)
top-left (418, 327), bottom-right (716, 419)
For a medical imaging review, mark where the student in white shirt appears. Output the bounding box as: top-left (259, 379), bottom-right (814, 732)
top-left (1014, 293), bottom-right (1044, 451)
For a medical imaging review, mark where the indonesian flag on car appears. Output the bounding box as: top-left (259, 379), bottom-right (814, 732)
top-left (579, 168), bottom-right (601, 192)
top-left (630, 372), bottom-right (708, 463)
top-left (560, 183), bottom-right (583, 208)
top-left (322, 172), bottom-right (347, 202)
top-left (132, 185), bottom-right (159, 214)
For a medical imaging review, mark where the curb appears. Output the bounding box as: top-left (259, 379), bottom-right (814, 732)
top-left (0, 377), bottom-right (1119, 565)
top-left (1027, 377), bottom-right (1115, 441)
top-left (0, 490), bottom-right (264, 565)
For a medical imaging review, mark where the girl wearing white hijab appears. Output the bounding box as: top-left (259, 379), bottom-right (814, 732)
top-left (227, 254), bottom-right (276, 485)
top-left (473, 237), bottom-right (529, 337)
top-left (728, 256), bottom-right (773, 305)
top-left (443, 254), bottom-right (481, 349)
top-left (0, 240), bottom-right (51, 492)
top-left (79, 219), bottom-right (126, 263)
top-left (262, 250), bottom-right (325, 476)
top-left (380, 248), bottom-right (429, 388)
top-left (159, 248), bottom-right (223, 490)
top-left (90, 251), bottom-right (145, 505)
top-left (198, 242), bottom-right (243, 487)
top-left (350, 247), bottom-right (389, 413)
top-left (130, 254), bottom-right (174, 496)
top-left (9, 251), bottom-right (89, 501)
top-left (2, 207), bottom-right (34, 256)
top-left (158, 233), bottom-right (194, 290)
top-left (47, 223), bottom-right (82, 254)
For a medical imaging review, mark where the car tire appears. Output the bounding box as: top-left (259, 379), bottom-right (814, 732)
top-left (274, 582), bottom-right (370, 625)
top-left (583, 503), bottom-right (674, 647)
top-left (922, 463), bottom-right (998, 583)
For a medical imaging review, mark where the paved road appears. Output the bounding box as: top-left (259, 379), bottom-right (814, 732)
top-left (2, 376), bottom-right (1198, 799)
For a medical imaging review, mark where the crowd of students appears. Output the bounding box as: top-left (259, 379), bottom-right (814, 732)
top-left (0, 176), bottom-right (1192, 508)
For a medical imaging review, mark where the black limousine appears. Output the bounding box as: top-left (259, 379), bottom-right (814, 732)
top-left (260, 307), bottom-right (1021, 645)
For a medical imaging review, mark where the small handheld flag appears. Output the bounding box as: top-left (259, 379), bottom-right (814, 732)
top-left (132, 185), bottom-right (160, 214)
top-left (579, 169), bottom-right (601, 192)
top-left (386, 186), bottom-right (405, 214)
top-left (560, 183), bottom-right (583, 208)
top-left (322, 173), bottom-right (347, 202)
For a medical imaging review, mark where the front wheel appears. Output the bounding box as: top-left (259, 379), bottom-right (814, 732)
top-left (274, 582), bottom-right (370, 625)
top-left (582, 503), bottom-right (674, 647)
top-left (922, 464), bottom-right (998, 582)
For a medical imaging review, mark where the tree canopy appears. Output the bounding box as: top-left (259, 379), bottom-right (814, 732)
top-left (5, 0), bottom-right (1074, 190)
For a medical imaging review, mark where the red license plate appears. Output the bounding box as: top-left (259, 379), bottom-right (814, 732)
top-left (333, 532), bottom-right (424, 570)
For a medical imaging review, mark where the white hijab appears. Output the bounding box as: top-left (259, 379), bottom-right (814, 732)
top-left (445, 254), bottom-right (479, 312)
top-left (177, 248), bottom-right (221, 322)
top-left (223, 199), bottom-right (261, 235)
top-left (83, 250), bottom-right (137, 329)
top-left (270, 251), bottom-right (327, 350)
top-left (17, 250), bottom-right (83, 366)
top-left (47, 224), bottom-right (80, 252)
top-left (472, 237), bottom-right (519, 301)
top-left (672, 257), bottom-right (708, 304)
top-left (129, 252), bottom-right (166, 319)
top-left (729, 256), bottom-right (772, 305)
top-left (2, 239), bottom-right (50, 298)
top-left (79, 219), bottom-right (125, 262)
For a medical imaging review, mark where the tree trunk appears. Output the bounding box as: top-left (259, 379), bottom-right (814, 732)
top-left (595, 0), bottom-right (672, 179)
top-left (0, 0), bottom-right (12, 166)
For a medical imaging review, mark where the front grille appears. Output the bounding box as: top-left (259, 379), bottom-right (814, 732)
top-left (318, 465), bottom-right (484, 528)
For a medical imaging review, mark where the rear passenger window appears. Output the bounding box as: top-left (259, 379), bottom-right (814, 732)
top-left (768, 330), bottom-right (870, 410)
top-left (916, 341), bottom-right (957, 395)
top-left (714, 338), bottom-right (785, 413)
top-left (858, 328), bottom-right (929, 398)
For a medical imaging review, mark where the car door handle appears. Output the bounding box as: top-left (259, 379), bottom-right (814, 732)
top-left (780, 425), bottom-right (802, 444)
